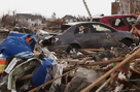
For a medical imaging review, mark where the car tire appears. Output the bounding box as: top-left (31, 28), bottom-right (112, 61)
top-left (121, 39), bottom-right (132, 47)
top-left (66, 45), bottom-right (80, 54)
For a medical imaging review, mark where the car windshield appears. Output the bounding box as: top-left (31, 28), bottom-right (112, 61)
top-left (92, 24), bottom-right (111, 32)
top-left (125, 17), bottom-right (137, 25)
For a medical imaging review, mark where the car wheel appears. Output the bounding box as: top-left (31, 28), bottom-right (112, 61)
top-left (66, 45), bottom-right (80, 54)
top-left (121, 39), bottom-right (132, 47)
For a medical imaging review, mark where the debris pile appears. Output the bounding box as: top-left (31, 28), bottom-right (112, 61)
top-left (0, 30), bottom-right (140, 92)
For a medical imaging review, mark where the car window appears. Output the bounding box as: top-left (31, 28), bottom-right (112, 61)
top-left (74, 24), bottom-right (92, 34)
top-left (92, 24), bottom-right (111, 32)
top-left (125, 17), bottom-right (136, 25)
top-left (109, 18), bottom-right (126, 27)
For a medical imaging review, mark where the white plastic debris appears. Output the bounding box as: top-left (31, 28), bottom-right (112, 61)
top-left (4, 58), bottom-right (20, 74)
top-left (49, 64), bottom-right (64, 92)
top-left (41, 47), bottom-right (57, 60)
top-left (0, 54), bottom-right (3, 58)
top-left (114, 84), bottom-right (124, 92)
top-left (118, 72), bottom-right (126, 80)
top-left (77, 52), bottom-right (83, 56)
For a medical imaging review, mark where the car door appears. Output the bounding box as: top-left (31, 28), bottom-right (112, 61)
top-left (92, 23), bottom-right (119, 48)
top-left (74, 24), bottom-right (98, 48)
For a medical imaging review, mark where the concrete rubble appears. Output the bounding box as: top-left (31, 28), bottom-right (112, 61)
top-left (0, 27), bottom-right (140, 92)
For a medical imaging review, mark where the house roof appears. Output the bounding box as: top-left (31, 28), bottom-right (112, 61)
top-left (63, 15), bottom-right (76, 20)
top-left (16, 13), bottom-right (42, 20)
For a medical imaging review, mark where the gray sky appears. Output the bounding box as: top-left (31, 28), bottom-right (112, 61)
top-left (0, 0), bottom-right (115, 18)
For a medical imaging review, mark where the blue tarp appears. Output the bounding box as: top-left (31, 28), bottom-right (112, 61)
top-left (0, 32), bottom-right (37, 59)
top-left (32, 58), bottom-right (57, 86)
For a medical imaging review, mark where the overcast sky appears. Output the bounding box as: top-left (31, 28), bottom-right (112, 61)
top-left (0, 0), bottom-right (115, 18)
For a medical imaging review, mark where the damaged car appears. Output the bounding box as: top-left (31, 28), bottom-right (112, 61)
top-left (42, 22), bottom-right (139, 53)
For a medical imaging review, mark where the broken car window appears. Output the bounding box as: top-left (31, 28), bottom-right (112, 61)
top-left (125, 17), bottom-right (136, 25)
top-left (92, 24), bottom-right (111, 32)
top-left (109, 18), bottom-right (126, 27)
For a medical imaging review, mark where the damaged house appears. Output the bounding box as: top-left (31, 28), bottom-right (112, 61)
top-left (16, 13), bottom-right (42, 26)
top-left (63, 15), bottom-right (77, 23)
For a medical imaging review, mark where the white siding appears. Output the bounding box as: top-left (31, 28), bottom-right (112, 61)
top-left (17, 18), bottom-right (42, 26)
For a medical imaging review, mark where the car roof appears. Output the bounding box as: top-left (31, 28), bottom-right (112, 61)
top-left (63, 21), bottom-right (97, 26)
top-left (92, 14), bottom-right (136, 19)
top-left (62, 21), bottom-right (117, 31)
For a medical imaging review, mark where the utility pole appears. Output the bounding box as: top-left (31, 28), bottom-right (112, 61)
top-left (83, 0), bottom-right (92, 21)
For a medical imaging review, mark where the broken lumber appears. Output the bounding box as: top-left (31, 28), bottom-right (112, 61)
top-left (80, 49), bottom-right (140, 92)
top-left (131, 68), bottom-right (140, 74)
top-left (56, 57), bottom-right (92, 63)
top-left (95, 72), bottom-right (118, 92)
top-left (133, 85), bottom-right (140, 91)
top-left (18, 74), bottom-right (32, 81)
top-left (63, 57), bottom-right (125, 72)
top-left (83, 57), bottom-right (125, 67)
top-left (79, 48), bottom-right (104, 52)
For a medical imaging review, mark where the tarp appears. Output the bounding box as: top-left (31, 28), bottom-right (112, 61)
top-left (0, 32), bottom-right (37, 59)
top-left (32, 58), bottom-right (57, 86)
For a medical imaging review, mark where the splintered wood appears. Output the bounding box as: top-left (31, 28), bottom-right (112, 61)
top-left (80, 49), bottom-right (140, 92)
top-left (29, 47), bottom-right (140, 92)
top-left (95, 72), bottom-right (118, 92)
top-left (63, 57), bottom-right (125, 72)
top-left (79, 48), bottom-right (104, 52)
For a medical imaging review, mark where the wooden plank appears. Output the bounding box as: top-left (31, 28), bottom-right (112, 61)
top-left (80, 49), bottom-right (140, 92)
top-left (83, 57), bottom-right (125, 67)
top-left (63, 57), bottom-right (125, 72)
top-left (131, 68), bottom-right (140, 74)
top-left (95, 72), bottom-right (118, 92)
top-left (18, 74), bottom-right (32, 81)
top-left (56, 57), bottom-right (92, 62)
top-left (79, 48), bottom-right (104, 52)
